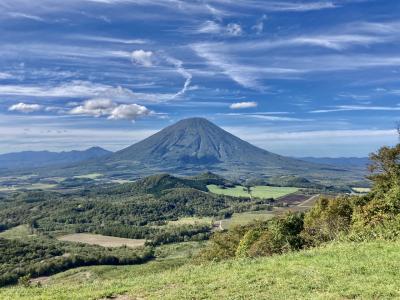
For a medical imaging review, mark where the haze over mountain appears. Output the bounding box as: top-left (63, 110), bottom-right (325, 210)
top-left (0, 147), bottom-right (111, 170)
top-left (299, 157), bottom-right (370, 169)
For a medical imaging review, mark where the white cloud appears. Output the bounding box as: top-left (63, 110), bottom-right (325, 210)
top-left (69, 98), bottom-right (151, 121)
top-left (196, 21), bottom-right (243, 36)
top-left (8, 12), bottom-right (44, 22)
top-left (0, 81), bottom-right (113, 98)
top-left (8, 103), bottom-right (43, 113)
top-left (310, 105), bottom-right (400, 113)
top-left (108, 104), bottom-right (151, 120)
top-left (131, 50), bottom-right (154, 67)
top-left (223, 113), bottom-right (309, 122)
top-left (230, 101), bottom-right (258, 109)
top-left (0, 72), bottom-right (13, 80)
top-left (242, 1), bottom-right (337, 12)
top-left (71, 35), bottom-right (148, 44)
top-left (164, 56), bottom-right (192, 99)
top-left (252, 15), bottom-right (267, 35)
top-left (197, 20), bottom-right (222, 34)
top-left (226, 23), bottom-right (243, 36)
top-left (69, 98), bottom-right (116, 117)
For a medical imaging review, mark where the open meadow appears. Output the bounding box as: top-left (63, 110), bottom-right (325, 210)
top-left (57, 233), bottom-right (146, 248)
top-left (220, 211), bottom-right (275, 229)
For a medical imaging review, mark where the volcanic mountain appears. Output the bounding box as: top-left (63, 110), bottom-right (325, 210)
top-left (65, 117), bottom-right (351, 180)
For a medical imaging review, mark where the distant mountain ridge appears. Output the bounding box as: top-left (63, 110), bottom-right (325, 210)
top-left (0, 147), bottom-right (112, 170)
top-left (0, 118), bottom-right (366, 183)
top-left (299, 157), bottom-right (370, 169)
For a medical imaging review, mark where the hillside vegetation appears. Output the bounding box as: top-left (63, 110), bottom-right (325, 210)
top-left (0, 241), bottom-right (399, 299)
top-left (0, 141), bottom-right (398, 299)
top-left (196, 142), bottom-right (400, 261)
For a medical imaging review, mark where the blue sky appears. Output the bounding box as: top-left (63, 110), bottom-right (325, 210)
top-left (0, 0), bottom-right (399, 157)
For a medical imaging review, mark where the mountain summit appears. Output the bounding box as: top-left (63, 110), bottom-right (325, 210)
top-left (82, 117), bottom-right (343, 179)
top-left (112, 117), bottom-right (280, 165)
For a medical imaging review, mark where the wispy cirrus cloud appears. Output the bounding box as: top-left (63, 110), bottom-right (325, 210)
top-left (310, 105), bottom-right (400, 113)
top-left (7, 12), bottom-right (45, 22)
top-left (196, 20), bottom-right (243, 36)
top-left (70, 35), bottom-right (148, 44)
top-left (222, 113), bottom-right (311, 122)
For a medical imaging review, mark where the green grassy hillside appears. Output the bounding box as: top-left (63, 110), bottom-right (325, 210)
top-left (1, 240), bottom-right (399, 300)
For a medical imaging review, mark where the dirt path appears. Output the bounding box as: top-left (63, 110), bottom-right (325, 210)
top-left (298, 194), bottom-right (320, 208)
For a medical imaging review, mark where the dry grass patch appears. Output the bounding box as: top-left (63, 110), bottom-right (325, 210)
top-left (57, 233), bottom-right (146, 248)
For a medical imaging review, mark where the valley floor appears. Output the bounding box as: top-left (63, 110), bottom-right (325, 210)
top-left (1, 240), bottom-right (399, 300)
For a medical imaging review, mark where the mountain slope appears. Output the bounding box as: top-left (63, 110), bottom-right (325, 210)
top-left (0, 147), bottom-right (112, 170)
top-left (39, 118), bottom-right (360, 182)
top-left (95, 118), bottom-right (342, 177)
top-left (111, 118), bottom-right (296, 166)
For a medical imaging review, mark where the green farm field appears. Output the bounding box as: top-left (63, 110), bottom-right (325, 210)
top-left (251, 186), bottom-right (299, 199)
top-left (207, 185), bottom-right (250, 198)
top-left (207, 185), bottom-right (299, 199)
top-left (220, 211), bottom-right (275, 229)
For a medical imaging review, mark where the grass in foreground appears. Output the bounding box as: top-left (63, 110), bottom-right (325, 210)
top-left (2, 240), bottom-right (399, 300)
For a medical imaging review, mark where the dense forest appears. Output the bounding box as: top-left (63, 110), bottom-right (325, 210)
top-left (0, 237), bottom-right (153, 287)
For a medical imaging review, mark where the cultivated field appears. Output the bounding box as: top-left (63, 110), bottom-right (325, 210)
top-left (220, 211), bottom-right (275, 229)
top-left (0, 183), bottom-right (57, 192)
top-left (207, 185), bottom-right (250, 198)
top-left (250, 186), bottom-right (299, 199)
top-left (57, 233), bottom-right (146, 248)
top-left (73, 173), bottom-right (103, 179)
top-left (168, 217), bottom-right (213, 226)
top-left (207, 184), bottom-right (298, 199)
top-left (352, 187), bottom-right (371, 193)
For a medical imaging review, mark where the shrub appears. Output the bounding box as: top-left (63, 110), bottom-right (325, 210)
top-left (301, 196), bottom-right (353, 247)
top-left (247, 213), bottom-right (304, 257)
